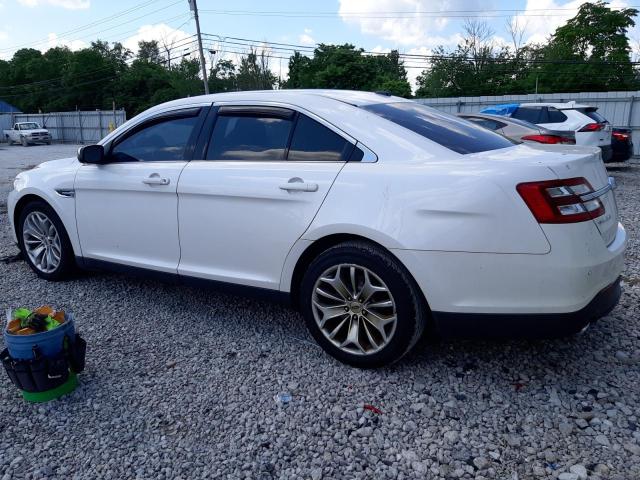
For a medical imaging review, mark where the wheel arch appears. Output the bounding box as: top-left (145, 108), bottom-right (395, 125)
top-left (12, 193), bottom-right (80, 256)
top-left (287, 233), bottom-right (431, 316)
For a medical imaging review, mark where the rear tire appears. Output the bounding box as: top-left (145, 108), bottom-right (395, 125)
top-left (17, 201), bottom-right (75, 281)
top-left (300, 241), bottom-right (427, 368)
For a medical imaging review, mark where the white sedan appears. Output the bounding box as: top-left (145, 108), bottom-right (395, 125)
top-left (8, 90), bottom-right (626, 367)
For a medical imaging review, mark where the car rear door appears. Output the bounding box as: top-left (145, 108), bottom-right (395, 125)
top-left (177, 103), bottom-right (356, 290)
top-left (74, 107), bottom-right (207, 272)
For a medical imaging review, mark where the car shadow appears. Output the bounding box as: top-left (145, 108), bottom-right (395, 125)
top-left (73, 268), bottom-right (628, 388)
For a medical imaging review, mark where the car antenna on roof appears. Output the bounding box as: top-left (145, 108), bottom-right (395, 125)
top-left (374, 90), bottom-right (392, 96)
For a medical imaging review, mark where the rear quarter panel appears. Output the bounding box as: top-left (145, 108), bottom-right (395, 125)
top-left (303, 153), bottom-right (553, 255)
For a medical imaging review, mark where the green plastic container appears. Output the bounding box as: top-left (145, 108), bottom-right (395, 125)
top-left (21, 372), bottom-right (78, 403)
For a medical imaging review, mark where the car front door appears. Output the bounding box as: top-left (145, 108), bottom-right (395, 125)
top-left (74, 107), bottom-right (207, 273)
top-left (177, 104), bottom-right (357, 290)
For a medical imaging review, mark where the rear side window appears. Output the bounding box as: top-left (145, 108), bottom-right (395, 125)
top-left (288, 115), bottom-right (353, 161)
top-left (547, 108), bottom-right (568, 123)
top-left (111, 115), bottom-right (199, 162)
top-left (512, 107), bottom-right (543, 123)
top-left (207, 115), bottom-right (293, 161)
top-left (362, 102), bottom-right (514, 154)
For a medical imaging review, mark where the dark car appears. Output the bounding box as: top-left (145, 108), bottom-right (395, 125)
top-left (611, 127), bottom-right (633, 162)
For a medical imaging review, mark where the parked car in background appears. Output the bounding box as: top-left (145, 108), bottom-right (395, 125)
top-left (481, 102), bottom-right (613, 161)
top-left (611, 127), bottom-right (634, 162)
top-left (458, 113), bottom-right (575, 145)
top-left (3, 122), bottom-right (52, 146)
top-left (8, 90), bottom-right (626, 367)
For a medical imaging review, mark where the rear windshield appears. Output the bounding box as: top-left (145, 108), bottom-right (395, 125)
top-left (362, 102), bottom-right (515, 154)
top-left (580, 109), bottom-right (608, 124)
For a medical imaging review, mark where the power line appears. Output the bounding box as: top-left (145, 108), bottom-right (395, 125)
top-left (0, 0), bottom-right (183, 53)
top-left (203, 34), bottom-right (640, 67)
top-left (199, 5), bottom-right (640, 19)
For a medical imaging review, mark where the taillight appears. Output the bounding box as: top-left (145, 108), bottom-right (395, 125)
top-left (516, 177), bottom-right (605, 224)
top-left (612, 131), bottom-right (629, 141)
top-left (578, 123), bottom-right (604, 132)
top-left (521, 134), bottom-right (575, 144)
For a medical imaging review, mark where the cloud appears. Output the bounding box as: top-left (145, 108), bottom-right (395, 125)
top-left (18, 0), bottom-right (89, 9)
top-left (298, 28), bottom-right (315, 46)
top-left (0, 31), bottom-right (7, 41)
top-left (46, 32), bottom-right (87, 50)
top-left (338, 0), bottom-right (484, 46)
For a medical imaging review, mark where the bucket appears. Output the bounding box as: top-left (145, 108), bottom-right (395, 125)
top-left (4, 314), bottom-right (76, 360)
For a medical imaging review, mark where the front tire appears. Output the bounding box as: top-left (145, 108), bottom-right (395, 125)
top-left (17, 201), bottom-right (75, 280)
top-left (21, 137), bottom-right (29, 147)
top-left (300, 241), bottom-right (427, 368)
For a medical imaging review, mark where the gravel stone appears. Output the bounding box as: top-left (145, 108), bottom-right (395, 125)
top-left (1, 147), bottom-right (639, 479)
top-left (558, 473), bottom-right (579, 480)
top-left (569, 464), bottom-right (588, 479)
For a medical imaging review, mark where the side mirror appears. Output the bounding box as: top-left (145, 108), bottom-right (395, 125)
top-left (77, 144), bottom-right (105, 164)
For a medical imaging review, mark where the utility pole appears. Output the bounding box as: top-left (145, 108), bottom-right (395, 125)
top-left (189, 0), bottom-right (209, 94)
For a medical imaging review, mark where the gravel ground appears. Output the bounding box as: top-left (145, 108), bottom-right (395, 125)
top-left (0, 144), bottom-right (639, 480)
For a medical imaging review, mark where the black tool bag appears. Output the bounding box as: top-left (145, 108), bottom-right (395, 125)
top-left (1, 333), bottom-right (86, 393)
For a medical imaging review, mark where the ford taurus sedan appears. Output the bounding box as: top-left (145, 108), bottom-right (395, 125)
top-left (8, 90), bottom-right (626, 368)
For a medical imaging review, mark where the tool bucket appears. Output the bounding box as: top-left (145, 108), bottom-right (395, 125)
top-left (2, 313), bottom-right (85, 403)
top-left (4, 314), bottom-right (76, 360)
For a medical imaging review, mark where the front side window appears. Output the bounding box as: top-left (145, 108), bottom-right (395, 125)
top-left (207, 115), bottom-right (293, 161)
top-left (288, 115), bottom-right (353, 161)
top-left (362, 102), bottom-right (514, 154)
top-left (111, 115), bottom-right (199, 162)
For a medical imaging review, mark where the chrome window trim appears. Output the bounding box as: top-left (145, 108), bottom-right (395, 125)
top-left (356, 142), bottom-right (378, 163)
top-left (212, 99), bottom-right (378, 163)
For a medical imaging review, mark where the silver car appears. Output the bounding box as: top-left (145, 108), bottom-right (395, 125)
top-left (459, 113), bottom-right (575, 145)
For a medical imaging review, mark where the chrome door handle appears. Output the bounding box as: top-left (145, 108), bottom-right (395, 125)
top-left (279, 178), bottom-right (318, 192)
top-left (142, 175), bottom-right (170, 186)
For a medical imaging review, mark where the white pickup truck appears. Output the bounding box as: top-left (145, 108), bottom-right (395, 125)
top-left (3, 122), bottom-right (52, 146)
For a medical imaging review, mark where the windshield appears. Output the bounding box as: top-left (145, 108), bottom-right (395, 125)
top-left (362, 102), bottom-right (515, 154)
top-left (19, 123), bottom-right (40, 130)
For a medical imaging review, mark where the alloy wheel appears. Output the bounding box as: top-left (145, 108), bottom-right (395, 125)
top-left (22, 211), bottom-right (62, 274)
top-left (312, 264), bottom-right (397, 355)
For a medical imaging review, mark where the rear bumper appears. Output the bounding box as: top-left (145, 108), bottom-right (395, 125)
top-left (431, 278), bottom-right (621, 338)
top-left (392, 221), bottom-right (626, 337)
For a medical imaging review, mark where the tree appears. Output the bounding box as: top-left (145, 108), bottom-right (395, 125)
top-left (236, 49), bottom-right (276, 90)
top-left (531, 1), bottom-right (639, 93)
top-left (209, 59), bottom-right (237, 92)
top-left (282, 44), bottom-right (412, 97)
top-left (138, 40), bottom-right (162, 64)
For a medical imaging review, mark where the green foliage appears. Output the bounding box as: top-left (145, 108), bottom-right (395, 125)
top-left (282, 44), bottom-right (412, 97)
top-left (236, 49), bottom-right (277, 90)
top-left (2, 3), bottom-right (639, 114)
top-left (416, 2), bottom-right (640, 97)
top-left (529, 1), bottom-right (639, 93)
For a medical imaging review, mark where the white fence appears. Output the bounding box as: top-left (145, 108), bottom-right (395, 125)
top-left (416, 91), bottom-right (640, 155)
top-left (0, 110), bottom-right (127, 144)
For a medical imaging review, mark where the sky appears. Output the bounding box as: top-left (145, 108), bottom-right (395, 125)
top-left (0, 0), bottom-right (637, 87)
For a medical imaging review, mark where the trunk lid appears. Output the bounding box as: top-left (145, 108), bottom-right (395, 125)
top-left (474, 144), bottom-right (619, 245)
top-left (545, 146), bottom-right (618, 245)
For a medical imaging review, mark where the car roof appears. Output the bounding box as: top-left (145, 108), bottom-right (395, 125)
top-left (157, 89), bottom-right (412, 109)
top-left (518, 101), bottom-right (593, 110)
